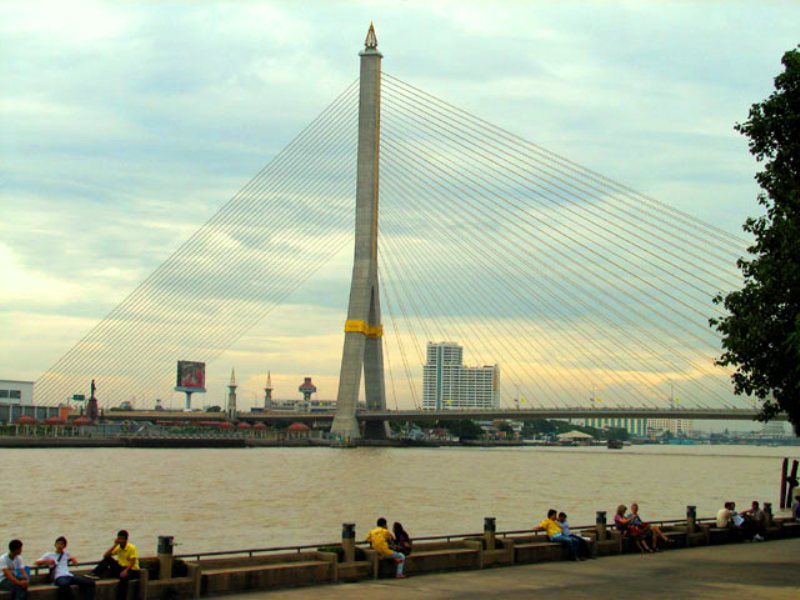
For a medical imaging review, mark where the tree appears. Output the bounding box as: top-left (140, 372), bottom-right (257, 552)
top-left (447, 419), bottom-right (483, 440)
top-left (711, 46), bottom-right (800, 434)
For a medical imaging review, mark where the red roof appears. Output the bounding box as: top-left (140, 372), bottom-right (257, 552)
top-left (288, 422), bottom-right (310, 432)
top-left (237, 422), bottom-right (251, 429)
top-left (72, 417), bottom-right (93, 426)
top-left (15, 416), bottom-right (37, 425)
top-left (253, 422), bottom-right (267, 430)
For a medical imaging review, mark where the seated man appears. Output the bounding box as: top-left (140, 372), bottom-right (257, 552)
top-left (88, 530), bottom-right (140, 600)
top-left (366, 518), bottom-right (406, 579)
top-left (535, 509), bottom-right (580, 561)
top-left (557, 512), bottom-right (593, 559)
top-left (742, 501), bottom-right (766, 541)
top-left (36, 536), bottom-right (95, 600)
top-left (0, 540), bottom-right (29, 600)
top-left (716, 502), bottom-right (734, 528)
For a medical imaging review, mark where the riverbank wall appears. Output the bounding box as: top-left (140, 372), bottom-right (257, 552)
top-left (4, 513), bottom-right (799, 600)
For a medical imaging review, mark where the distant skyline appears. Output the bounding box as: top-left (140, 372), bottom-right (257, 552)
top-left (2, 1), bottom-right (799, 420)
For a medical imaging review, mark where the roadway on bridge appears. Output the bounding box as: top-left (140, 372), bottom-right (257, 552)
top-left (221, 538), bottom-right (800, 600)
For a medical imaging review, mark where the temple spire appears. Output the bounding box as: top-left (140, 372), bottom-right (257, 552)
top-left (229, 368), bottom-right (236, 387)
top-left (365, 22), bottom-right (378, 50)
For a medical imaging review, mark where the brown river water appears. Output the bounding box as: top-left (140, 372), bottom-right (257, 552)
top-left (2, 444), bottom-right (795, 560)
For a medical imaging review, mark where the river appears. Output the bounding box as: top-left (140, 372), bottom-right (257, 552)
top-left (2, 444), bottom-right (795, 560)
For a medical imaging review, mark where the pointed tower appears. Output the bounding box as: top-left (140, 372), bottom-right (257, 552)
top-left (227, 368), bottom-right (238, 421)
top-left (331, 23), bottom-right (388, 441)
top-left (264, 371), bottom-right (273, 410)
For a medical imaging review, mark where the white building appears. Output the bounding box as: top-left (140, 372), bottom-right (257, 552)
top-left (584, 417), bottom-right (648, 437)
top-left (0, 380), bottom-right (34, 406)
top-left (423, 342), bottom-right (498, 410)
top-left (647, 418), bottom-right (694, 436)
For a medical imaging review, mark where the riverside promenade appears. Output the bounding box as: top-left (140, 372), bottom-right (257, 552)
top-left (225, 537), bottom-right (800, 600)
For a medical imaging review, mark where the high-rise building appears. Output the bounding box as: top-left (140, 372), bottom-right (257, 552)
top-left (647, 418), bottom-right (694, 436)
top-left (584, 417), bottom-right (648, 437)
top-left (423, 342), bottom-right (498, 410)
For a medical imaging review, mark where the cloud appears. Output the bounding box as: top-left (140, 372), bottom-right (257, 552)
top-left (1, 0), bottom-right (797, 411)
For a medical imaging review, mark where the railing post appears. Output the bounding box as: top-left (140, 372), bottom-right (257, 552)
top-left (157, 536), bottom-right (174, 580)
top-left (595, 511), bottom-right (607, 541)
top-left (764, 502), bottom-right (773, 526)
top-left (484, 517), bottom-right (496, 550)
top-left (342, 523), bottom-right (356, 563)
top-left (686, 505), bottom-right (697, 534)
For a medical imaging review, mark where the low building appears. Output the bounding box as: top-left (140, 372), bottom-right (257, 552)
top-left (0, 380), bottom-right (34, 406)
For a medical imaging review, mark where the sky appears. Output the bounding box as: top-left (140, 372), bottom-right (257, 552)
top-left (1, 0), bottom-right (798, 424)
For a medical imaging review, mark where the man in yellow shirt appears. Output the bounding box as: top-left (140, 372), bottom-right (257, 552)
top-left (87, 530), bottom-right (140, 600)
top-left (366, 518), bottom-right (406, 578)
top-left (535, 509), bottom-right (580, 561)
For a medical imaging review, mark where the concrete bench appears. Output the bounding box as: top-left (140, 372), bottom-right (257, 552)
top-left (0, 574), bottom-right (141, 600)
top-left (503, 533), bottom-right (567, 564)
top-left (193, 552), bottom-right (335, 594)
top-left (373, 540), bottom-right (483, 578)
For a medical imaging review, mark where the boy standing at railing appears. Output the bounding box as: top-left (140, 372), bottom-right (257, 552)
top-left (0, 540), bottom-right (29, 600)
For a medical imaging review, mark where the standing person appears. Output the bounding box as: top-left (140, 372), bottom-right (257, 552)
top-left (0, 540), bottom-right (29, 600)
top-left (366, 518), bottom-right (406, 579)
top-left (535, 509), bottom-right (580, 561)
top-left (392, 522), bottom-right (413, 556)
top-left (35, 536), bottom-right (95, 600)
top-left (557, 512), bottom-right (593, 559)
top-left (87, 531), bottom-right (140, 600)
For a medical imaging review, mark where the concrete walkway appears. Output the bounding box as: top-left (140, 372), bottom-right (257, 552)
top-left (222, 538), bottom-right (800, 600)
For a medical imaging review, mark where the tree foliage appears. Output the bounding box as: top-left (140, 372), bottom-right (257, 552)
top-left (711, 46), bottom-right (800, 434)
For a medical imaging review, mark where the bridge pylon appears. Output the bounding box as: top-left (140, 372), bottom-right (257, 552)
top-left (331, 23), bottom-right (388, 442)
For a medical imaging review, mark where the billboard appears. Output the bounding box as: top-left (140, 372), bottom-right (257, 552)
top-left (175, 361), bottom-right (206, 393)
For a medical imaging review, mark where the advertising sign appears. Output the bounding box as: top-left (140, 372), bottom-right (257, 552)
top-left (175, 361), bottom-right (206, 393)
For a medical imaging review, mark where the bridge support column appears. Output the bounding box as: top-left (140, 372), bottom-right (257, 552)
top-left (332, 23), bottom-right (388, 443)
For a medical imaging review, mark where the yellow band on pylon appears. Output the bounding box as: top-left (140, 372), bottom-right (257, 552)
top-left (344, 319), bottom-right (383, 338)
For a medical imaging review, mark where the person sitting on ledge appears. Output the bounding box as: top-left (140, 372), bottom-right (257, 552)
top-left (716, 501), bottom-right (735, 528)
top-left (792, 495), bottom-right (800, 521)
top-left (0, 540), bottom-right (29, 600)
top-left (87, 530), bottom-right (140, 600)
top-left (557, 512), bottom-right (593, 559)
top-left (535, 509), bottom-right (581, 561)
top-left (392, 522), bottom-right (413, 556)
top-left (35, 536), bottom-right (95, 600)
top-left (719, 502), bottom-right (757, 541)
top-left (614, 504), bottom-right (652, 553)
top-left (366, 518), bottom-right (406, 578)
top-left (742, 501), bottom-right (766, 542)
top-left (628, 503), bottom-right (674, 551)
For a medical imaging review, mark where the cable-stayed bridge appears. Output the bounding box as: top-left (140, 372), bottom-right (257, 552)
top-left (33, 26), bottom-right (756, 435)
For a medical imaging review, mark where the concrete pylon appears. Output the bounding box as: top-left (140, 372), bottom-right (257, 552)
top-left (331, 23), bottom-right (388, 442)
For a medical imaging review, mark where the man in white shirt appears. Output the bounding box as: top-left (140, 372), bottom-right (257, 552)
top-left (716, 502), bottom-right (734, 528)
top-left (0, 539), bottom-right (29, 600)
top-left (35, 537), bottom-right (95, 600)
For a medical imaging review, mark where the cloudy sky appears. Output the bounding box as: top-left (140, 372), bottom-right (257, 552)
top-left (1, 0), bottom-right (798, 415)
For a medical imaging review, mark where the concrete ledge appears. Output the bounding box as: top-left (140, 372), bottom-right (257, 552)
top-left (193, 552), bottom-right (336, 594)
